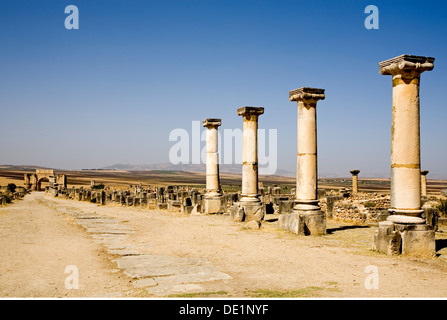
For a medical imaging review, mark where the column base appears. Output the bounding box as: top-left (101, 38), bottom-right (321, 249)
top-left (230, 200), bottom-right (264, 222)
top-left (373, 219), bottom-right (436, 258)
top-left (388, 208), bottom-right (424, 217)
top-left (203, 196), bottom-right (224, 214)
top-left (293, 199), bottom-right (321, 211)
top-left (278, 210), bottom-right (326, 236)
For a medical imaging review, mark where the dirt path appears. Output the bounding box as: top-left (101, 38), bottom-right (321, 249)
top-left (2, 192), bottom-right (447, 298)
top-left (0, 192), bottom-right (139, 297)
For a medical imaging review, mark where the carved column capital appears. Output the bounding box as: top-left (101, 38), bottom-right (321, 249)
top-left (289, 87), bottom-right (325, 104)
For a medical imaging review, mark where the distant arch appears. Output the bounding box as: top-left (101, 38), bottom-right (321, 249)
top-left (37, 177), bottom-right (49, 191)
top-left (24, 170), bottom-right (67, 191)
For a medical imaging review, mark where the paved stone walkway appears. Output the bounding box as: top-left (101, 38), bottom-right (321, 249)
top-left (41, 198), bottom-right (232, 296)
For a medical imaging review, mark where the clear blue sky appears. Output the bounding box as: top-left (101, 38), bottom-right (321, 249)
top-left (1, 0), bottom-right (446, 178)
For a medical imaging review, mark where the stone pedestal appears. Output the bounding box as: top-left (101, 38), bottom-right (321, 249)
top-left (279, 87), bottom-right (326, 235)
top-left (374, 54), bottom-right (436, 257)
top-left (203, 197), bottom-right (223, 215)
top-left (235, 107), bottom-right (265, 222)
top-left (373, 219), bottom-right (435, 258)
top-left (202, 118), bottom-right (223, 214)
top-left (278, 211), bottom-right (326, 236)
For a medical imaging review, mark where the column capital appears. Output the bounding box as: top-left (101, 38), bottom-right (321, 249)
top-left (202, 118), bottom-right (221, 128)
top-left (379, 54), bottom-right (435, 76)
top-left (289, 87), bottom-right (325, 103)
top-left (420, 170), bottom-right (429, 176)
top-left (350, 170), bottom-right (360, 176)
top-left (237, 106), bottom-right (264, 117)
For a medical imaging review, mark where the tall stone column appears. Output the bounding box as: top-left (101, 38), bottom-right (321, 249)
top-left (421, 170), bottom-right (429, 197)
top-left (279, 87), bottom-right (326, 236)
top-left (202, 118), bottom-right (223, 214)
top-left (236, 107), bottom-right (264, 221)
top-left (374, 54), bottom-right (436, 257)
top-left (350, 170), bottom-right (360, 194)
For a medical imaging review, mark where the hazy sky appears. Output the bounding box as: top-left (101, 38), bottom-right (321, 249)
top-left (1, 0), bottom-right (446, 178)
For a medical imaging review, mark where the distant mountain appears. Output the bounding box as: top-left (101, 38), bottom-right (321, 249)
top-left (101, 163), bottom-right (296, 177)
top-left (0, 164), bottom-right (55, 171)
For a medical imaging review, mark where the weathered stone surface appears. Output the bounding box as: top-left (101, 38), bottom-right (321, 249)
top-left (132, 278), bottom-right (158, 288)
top-left (42, 191), bottom-right (233, 296)
top-left (203, 197), bottom-right (223, 214)
top-left (234, 206), bottom-right (245, 222)
top-left (240, 203), bottom-right (264, 222)
top-left (373, 221), bottom-right (436, 257)
top-left (243, 220), bottom-right (261, 230)
top-left (422, 207), bottom-right (439, 231)
top-left (401, 226), bottom-right (436, 258)
top-left (278, 211), bottom-right (326, 236)
top-left (387, 215), bottom-right (425, 224)
top-left (278, 200), bottom-right (294, 214)
top-left (114, 254), bottom-right (231, 281)
top-left (190, 204), bottom-right (201, 216)
top-left (373, 221), bottom-right (401, 255)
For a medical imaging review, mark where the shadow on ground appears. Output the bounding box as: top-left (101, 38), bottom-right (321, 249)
top-left (436, 239), bottom-right (447, 252)
top-left (326, 225), bottom-right (371, 234)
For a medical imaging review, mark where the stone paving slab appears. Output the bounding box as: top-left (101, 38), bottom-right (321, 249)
top-left (44, 198), bottom-right (232, 296)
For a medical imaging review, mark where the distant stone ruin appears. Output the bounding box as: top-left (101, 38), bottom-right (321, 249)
top-left (24, 169), bottom-right (67, 191)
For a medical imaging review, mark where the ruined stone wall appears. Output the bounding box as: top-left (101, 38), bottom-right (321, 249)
top-left (321, 192), bottom-right (390, 223)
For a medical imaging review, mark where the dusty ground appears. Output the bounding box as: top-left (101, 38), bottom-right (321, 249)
top-left (1, 192), bottom-right (447, 298)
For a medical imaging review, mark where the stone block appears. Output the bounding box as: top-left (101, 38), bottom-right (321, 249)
top-left (203, 197), bottom-right (223, 214)
top-left (278, 200), bottom-right (294, 214)
top-left (400, 225), bottom-right (436, 258)
top-left (183, 205), bottom-right (193, 215)
top-left (229, 204), bottom-right (245, 222)
top-left (422, 207), bottom-right (438, 231)
top-left (243, 220), bottom-right (261, 230)
top-left (157, 203), bottom-right (168, 210)
top-left (239, 202), bottom-right (265, 222)
top-left (190, 204), bottom-right (201, 216)
top-left (373, 221), bottom-right (401, 255)
top-left (374, 221), bottom-right (436, 258)
top-left (278, 210), bottom-right (326, 236)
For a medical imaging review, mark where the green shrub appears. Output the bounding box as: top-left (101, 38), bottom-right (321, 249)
top-left (4, 194), bottom-right (12, 203)
top-left (91, 184), bottom-right (105, 190)
top-left (437, 199), bottom-right (447, 217)
top-left (364, 201), bottom-right (377, 208)
top-left (6, 183), bottom-right (17, 193)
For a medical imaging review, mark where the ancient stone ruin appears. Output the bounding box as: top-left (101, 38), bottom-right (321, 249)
top-left (278, 87), bottom-right (326, 236)
top-left (373, 54), bottom-right (436, 258)
top-left (24, 169), bottom-right (67, 192)
top-left (25, 53), bottom-right (442, 259)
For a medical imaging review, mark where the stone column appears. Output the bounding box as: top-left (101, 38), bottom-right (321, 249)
top-left (421, 170), bottom-right (429, 197)
top-left (374, 54), bottom-right (436, 257)
top-left (350, 170), bottom-right (360, 194)
top-left (202, 118), bottom-right (223, 214)
top-left (236, 106), bottom-right (265, 222)
top-left (279, 87), bottom-right (326, 235)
